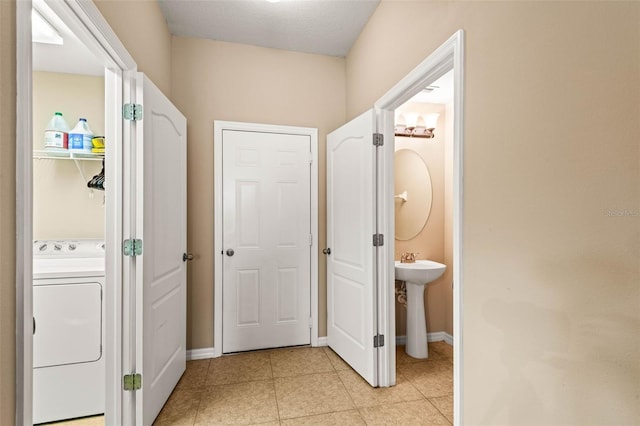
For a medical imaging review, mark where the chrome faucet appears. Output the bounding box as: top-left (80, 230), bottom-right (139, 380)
top-left (400, 252), bottom-right (418, 263)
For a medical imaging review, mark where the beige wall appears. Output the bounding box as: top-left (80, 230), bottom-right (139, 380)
top-left (94, 0), bottom-right (172, 96)
top-left (394, 103), bottom-right (452, 336)
top-left (33, 72), bottom-right (105, 240)
top-left (0, 0), bottom-right (16, 423)
top-left (348, 1), bottom-right (640, 424)
top-left (171, 36), bottom-right (346, 349)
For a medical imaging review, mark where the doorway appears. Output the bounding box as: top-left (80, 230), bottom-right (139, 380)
top-left (213, 121), bottom-right (319, 357)
top-left (31, 1), bottom-right (107, 421)
top-left (375, 29), bottom-right (464, 421)
top-left (392, 70), bottom-right (454, 352)
top-left (324, 29), bottom-right (463, 421)
top-left (16, 0), bottom-right (134, 424)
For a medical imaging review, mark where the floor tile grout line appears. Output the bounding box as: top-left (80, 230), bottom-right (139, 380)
top-left (425, 396), bottom-right (453, 425)
top-left (269, 351), bottom-right (282, 423)
top-left (274, 369), bottom-right (358, 422)
top-left (412, 380), bottom-right (454, 401)
top-left (357, 400), bottom-right (424, 426)
top-left (335, 367), bottom-right (359, 411)
top-left (395, 370), bottom-right (425, 402)
top-left (279, 408), bottom-right (366, 424)
top-left (270, 347), bottom-right (336, 379)
top-left (357, 405), bottom-right (376, 426)
top-left (269, 379), bottom-right (281, 424)
top-left (358, 399), bottom-right (452, 426)
top-left (318, 346), bottom-right (336, 372)
top-left (191, 358), bottom-right (212, 426)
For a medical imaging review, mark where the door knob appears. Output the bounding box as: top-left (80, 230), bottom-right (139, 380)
top-left (226, 249), bottom-right (235, 257)
top-left (322, 248), bottom-right (331, 255)
top-left (183, 253), bottom-right (194, 262)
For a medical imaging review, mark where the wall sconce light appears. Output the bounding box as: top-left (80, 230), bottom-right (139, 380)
top-left (395, 113), bottom-right (439, 139)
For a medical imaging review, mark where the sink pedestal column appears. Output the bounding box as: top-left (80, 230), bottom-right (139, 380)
top-left (405, 281), bottom-right (429, 359)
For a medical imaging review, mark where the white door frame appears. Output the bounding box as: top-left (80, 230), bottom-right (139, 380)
top-left (374, 30), bottom-right (464, 422)
top-left (213, 121), bottom-right (319, 357)
top-left (15, 1), bottom-right (136, 424)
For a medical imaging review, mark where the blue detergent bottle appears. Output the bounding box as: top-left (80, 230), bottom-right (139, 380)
top-left (68, 118), bottom-right (94, 152)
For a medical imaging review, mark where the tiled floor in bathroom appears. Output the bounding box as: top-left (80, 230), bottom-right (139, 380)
top-left (48, 342), bottom-right (453, 426)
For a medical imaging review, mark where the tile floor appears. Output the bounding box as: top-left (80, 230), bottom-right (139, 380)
top-left (46, 342), bottom-right (454, 426)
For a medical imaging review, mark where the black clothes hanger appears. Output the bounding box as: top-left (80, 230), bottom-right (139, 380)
top-left (87, 159), bottom-right (105, 191)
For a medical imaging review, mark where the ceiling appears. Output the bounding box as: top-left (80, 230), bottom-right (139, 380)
top-left (33, 0), bottom-right (380, 76)
top-left (409, 71), bottom-right (454, 105)
top-left (32, 0), bottom-right (104, 76)
top-left (158, 0), bottom-right (381, 57)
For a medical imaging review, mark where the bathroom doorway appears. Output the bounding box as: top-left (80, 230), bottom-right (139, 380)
top-left (390, 69), bottom-right (456, 417)
top-left (374, 30), bottom-right (464, 421)
top-left (392, 70), bottom-right (454, 352)
top-left (324, 31), bottom-right (463, 406)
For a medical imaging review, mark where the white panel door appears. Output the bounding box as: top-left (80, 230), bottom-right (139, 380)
top-left (134, 73), bottom-right (187, 426)
top-left (222, 129), bottom-right (311, 353)
top-left (327, 109), bottom-right (378, 386)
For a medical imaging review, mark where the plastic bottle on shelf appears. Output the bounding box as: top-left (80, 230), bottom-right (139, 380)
top-left (43, 112), bottom-right (69, 150)
top-left (68, 118), bottom-right (94, 152)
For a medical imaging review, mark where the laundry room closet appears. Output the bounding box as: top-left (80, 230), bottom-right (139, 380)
top-left (31, 0), bottom-right (108, 423)
top-left (33, 71), bottom-right (105, 239)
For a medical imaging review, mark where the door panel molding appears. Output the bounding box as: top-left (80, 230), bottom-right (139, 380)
top-left (326, 109), bottom-right (378, 387)
top-left (135, 73), bottom-right (187, 425)
top-left (214, 121), bottom-right (319, 356)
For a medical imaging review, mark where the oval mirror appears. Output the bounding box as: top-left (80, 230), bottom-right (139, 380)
top-left (394, 149), bottom-right (433, 241)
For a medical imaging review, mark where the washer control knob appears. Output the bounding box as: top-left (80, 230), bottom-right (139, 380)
top-left (39, 243), bottom-right (47, 252)
top-left (54, 243), bottom-right (62, 251)
top-left (68, 243), bottom-right (77, 251)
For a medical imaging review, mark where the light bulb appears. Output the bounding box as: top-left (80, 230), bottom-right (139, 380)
top-left (424, 113), bottom-right (439, 129)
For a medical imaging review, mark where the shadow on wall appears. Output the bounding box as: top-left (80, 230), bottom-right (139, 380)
top-left (482, 298), bottom-right (640, 425)
top-left (482, 299), bottom-right (570, 425)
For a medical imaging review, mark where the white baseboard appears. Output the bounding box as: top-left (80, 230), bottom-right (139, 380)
top-left (189, 338), bottom-right (329, 360)
top-left (443, 332), bottom-right (454, 346)
top-left (186, 347), bottom-right (216, 361)
top-left (396, 331), bottom-right (453, 346)
top-left (191, 333), bottom-right (450, 359)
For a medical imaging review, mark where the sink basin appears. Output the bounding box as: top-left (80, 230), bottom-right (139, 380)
top-left (394, 260), bottom-right (447, 359)
top-left (394, 260), bottom-right (446, 284)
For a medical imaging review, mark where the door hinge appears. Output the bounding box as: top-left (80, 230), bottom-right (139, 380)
top-left (309, 234), bottom-right (313, 246)
top-left (123, 239), bottom-right (143, 257)
top-left (308, 316), bottom-right (313, 329)
top-left (374, 334), bottom-right (385, 348)
top-left (123, 103), bottom-right (143, 121)
top-left (309, 151), bottom-right (313, 164)
top-left (123, 373), bottom-right (142, 391)
top-left (373, 133), bottom-right (384, 146)
top-left (373, 234), bottom-right (384, 247)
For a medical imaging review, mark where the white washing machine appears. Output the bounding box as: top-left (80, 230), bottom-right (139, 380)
top-left (33, 239), bottom-right (105, 424)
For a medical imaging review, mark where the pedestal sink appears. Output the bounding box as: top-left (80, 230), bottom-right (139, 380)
top-left (395, 260), bottom-right (446, 359)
